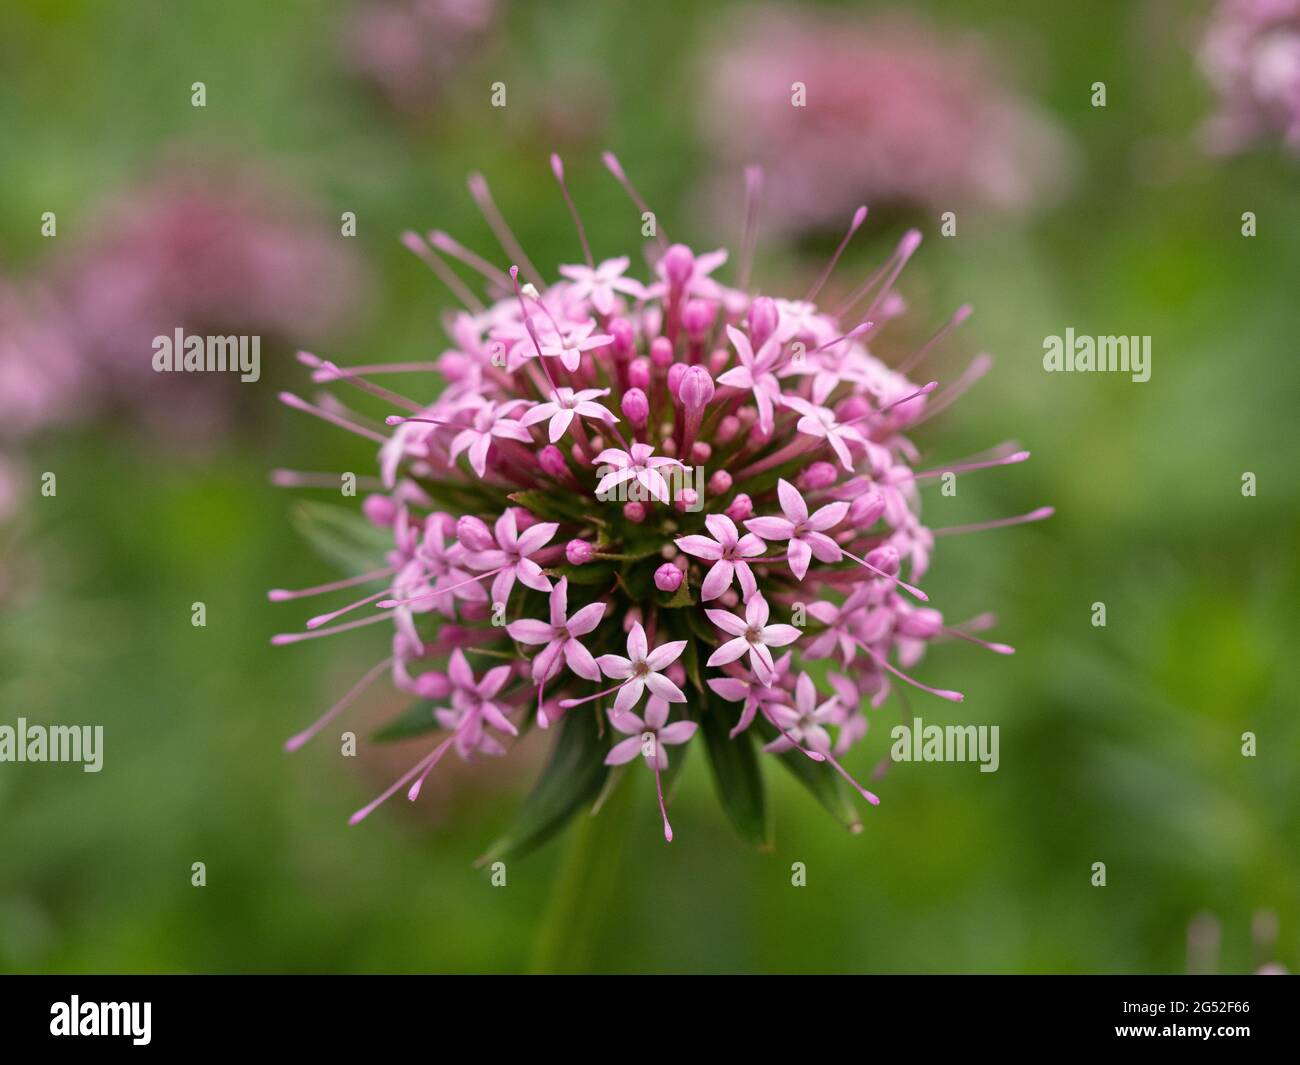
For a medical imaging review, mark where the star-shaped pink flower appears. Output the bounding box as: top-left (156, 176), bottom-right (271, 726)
top-left (449, 400), bottom-right (533, 477)
top-left (466, 509), bottom-right (559, 604)
top-left (744, 478), bottom-right (849, 580)
top-left (537, 318), bottom-right (614, 373)
top-left (596, 622), bottom-right (687, 718)
top-left (717, 324), bottom-right (784, 435)
top-left (592, 443), bottom-right (684, 504)
top-left (558, 256), bottom-right (647, 316)
top-left (674, 513), bottom-right (766, 601)
top-left (763, 672), bottom-right (840, 756)
top-left (506, 577), bottom-right (605, 683)
top-left (705, 593), bottom-right (801, 686)
top-left (604, 696), bottom-right (697, 769)
top-left (780, 395), bottom-right (868, 470)
top-left (436, 648), bottom-right (519, 758)
top-left (519, 386), bottom-right (617, 443)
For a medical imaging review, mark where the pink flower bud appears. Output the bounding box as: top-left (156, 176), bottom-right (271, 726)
top-left (650, 335), bottom-right (674, 368)
top-left (456, 515), bottom-right (495, 552)
top-left (678, 366), bottom-right (714, 412)
top-left (510, 506), bottom-right (537, 531)
top-left (623, 501), bottom-right (647, 523)
top-left (666, 662), bottom-right (686, 686)
top-left (538, 444), bottom-right (569, 479)
top-left (716, 415), bottom-right (741, 443)
top-left (667, 362), bottom-right (688, 398)
top-left (362, 493), bottom-right (397, 527)
top-left (674, 489), bottom-right (699, 512)
top-left (866, 545), bottom-right (900, 575)
top-left (436, 512), bottom-right (458, 538)
top-left (566, 538), bottom-right (595, 565)
top-left (708, 470), bottom-right (732, 494)
top-left (799, 461), bottom-right (839, 491)
top-left (628, 356), bottom-right (651, 390)
top-left (691, 441), bottom-right (712, 463)
top-left (662, 243), bottom-right (695, 288)
top-left (836, 395), bottom-right (871, 423)
top-left (682, 299), bottom-right (716, 340)
top-left (725, 493), bottom-right (753, 522)
top-left (897, 608), bottom-right (944, 639)
top-left (848, 490), bottom-right (886, 526)
top-left (707, 347), bottom-right (730, 375)
top-left (413, 671), bottom-right (451, 699)
top-left (608, 316), bottom-right (634, 359)
top-left (621, 387), bottom-right (649, 428)
top-left (654, 563), bottom-right (684, 592)
top-left (748, 296), bottom-right (779, 349)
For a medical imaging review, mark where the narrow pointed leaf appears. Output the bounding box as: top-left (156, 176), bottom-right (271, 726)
top-left (478, 704), bottom-right (610, 865)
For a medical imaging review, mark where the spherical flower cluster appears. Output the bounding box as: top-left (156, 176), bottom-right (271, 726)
top-left (1198, 0), bottom-right (1300, 157)
top-left (272, 156), bottom-right (1050, 846)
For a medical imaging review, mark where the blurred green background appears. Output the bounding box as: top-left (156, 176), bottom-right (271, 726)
top-left (1, 0), bottom-right (1296, 973)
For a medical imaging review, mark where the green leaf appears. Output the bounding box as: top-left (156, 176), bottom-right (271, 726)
top-left (756, 720), bottom-right (863, 833)
top-left (658, 579), bottom-right (694, 609)
top-left (545, 561), bottom-right (617, 586)
top-left (477, 704), bottom-right (611, 864)
top-left (508, 490), bottom-right (586, 523)
top-left (372, 700), bottom-right (439, 742)
top-left (698, 691), bottom-right (772, 848)
top-left (680, 633), bottom-right (704, 692)
top-left (292, 501), bottom-right (392, 575)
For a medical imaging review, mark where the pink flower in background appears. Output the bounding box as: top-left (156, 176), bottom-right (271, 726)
top-left (342, 0), bottom-right (497, 114)
top-left (271, 157), bottom-right (1047, 847)
top-left (1198, 0), bottom-right (1300, 156)
top-left (0, 280), bottom-right (87, 441)
top-left (34, 160), bottom-right (368, 439)
top-left (696, 7), bottom-right (1074, 233)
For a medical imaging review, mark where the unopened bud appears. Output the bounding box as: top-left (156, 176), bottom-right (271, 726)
top-left (849, 490), bottom-right (886, 526)
top-left (800, 462), bottom-right (839, 491)
top-left (678, 366), bottom-right (715, 412)
top-left (538, 444), bottom-right (569, 480)
top-left (621, 387), bottom-right (649, 428)
top-left (566, 539), bottom-right (595, 565)
top-left (362, 494), bottom-right (397, 527)
top-left (748, 296), bottom-right (779, 350)
top-left (726, 494), bottom-right (753, 522)
top-left (456, 515), bottom-right (495, 552)
top-left (654, 563), bottom-right (684, 592)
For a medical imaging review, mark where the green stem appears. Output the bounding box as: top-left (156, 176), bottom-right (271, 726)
top-left (528, 770), bottom-right (635, 974)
